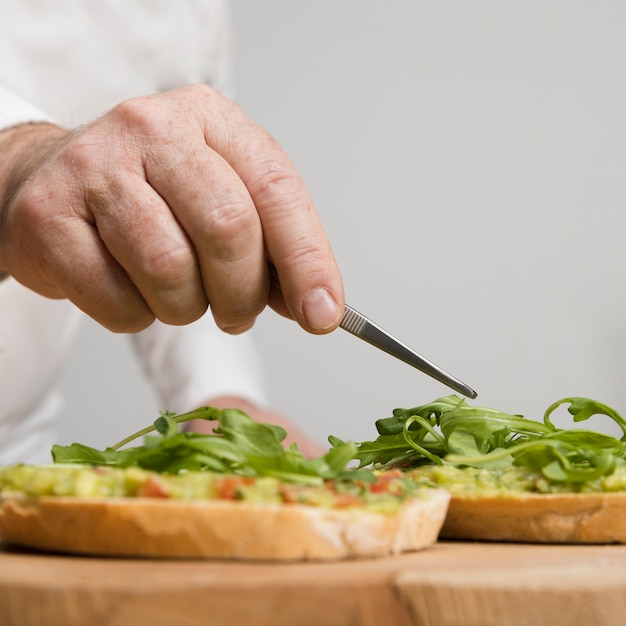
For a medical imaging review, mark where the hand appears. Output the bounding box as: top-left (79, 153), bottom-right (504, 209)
top-left (186, 396), bottom-right (326, 459)
top-left (0, 85), bottom-right (344, 335)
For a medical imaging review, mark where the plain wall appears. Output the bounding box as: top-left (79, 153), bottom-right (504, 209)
top-left (59, 1), bottom-right (626, 448)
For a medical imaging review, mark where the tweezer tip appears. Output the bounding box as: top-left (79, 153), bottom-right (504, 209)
top-left (454, 382), bottom-right (478, 400)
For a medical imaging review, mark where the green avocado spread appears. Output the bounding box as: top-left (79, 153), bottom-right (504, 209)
top-left (0, 464), bottom-right (436, 513)
top-left (408, 464), bottom-right (626, 495)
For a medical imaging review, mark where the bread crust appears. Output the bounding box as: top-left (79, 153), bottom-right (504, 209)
top-left (440, 492), bottom-right (626, 544)
top-left (0, 490), bottom-right (450, 560)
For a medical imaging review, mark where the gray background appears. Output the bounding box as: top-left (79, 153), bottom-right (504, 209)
top-left (59, 1), bottom-right (626, 448)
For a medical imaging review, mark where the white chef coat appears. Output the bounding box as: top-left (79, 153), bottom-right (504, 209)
top-left (0, 0), bottom-right (267, 464)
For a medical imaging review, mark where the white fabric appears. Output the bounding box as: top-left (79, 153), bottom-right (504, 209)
top-left (132, 319), bottom-right (267, 416)
top-left (0, 86), bottom-right (53, 129)
top-left (0, 0), bottom-right (234, 127)
top-left (0, 280), bottom-right (80, 464)
top-left (0, 0), bottom-right (268, 464)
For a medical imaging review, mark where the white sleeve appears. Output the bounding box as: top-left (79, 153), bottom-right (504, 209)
top-left (130, 314), bottom-right (269, 414)
top-left (0, 84), bottom-right (55, 131)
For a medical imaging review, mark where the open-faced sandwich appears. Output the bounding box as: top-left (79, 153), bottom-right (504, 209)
top-left (333, 395), bottom-right (626, 544)
top-left (0, 407), bottom-right (449, 560)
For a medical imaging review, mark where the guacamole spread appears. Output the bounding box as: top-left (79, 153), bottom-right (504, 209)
top-left (409, 464), bottom-right (626, 495)
top-left (0, 464), bottom-right (434, 513)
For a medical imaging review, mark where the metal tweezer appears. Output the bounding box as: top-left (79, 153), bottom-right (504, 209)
top-left (340, 304), bottom-right (478, 399)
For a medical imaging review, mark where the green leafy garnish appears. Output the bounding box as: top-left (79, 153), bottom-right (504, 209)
top-left (332, 395), bottom-right (626, 485)
top-left (52, 407), bottom-right (359, 485)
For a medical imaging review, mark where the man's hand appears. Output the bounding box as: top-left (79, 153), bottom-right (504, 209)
top-left (0, 85), bottom-right (344, 334)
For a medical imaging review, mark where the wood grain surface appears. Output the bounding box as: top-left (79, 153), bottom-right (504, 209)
top-left (2, 540), bottom-right (626, 626)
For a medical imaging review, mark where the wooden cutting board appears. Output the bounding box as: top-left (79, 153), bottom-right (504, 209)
top-left (2, 540), bottom-right (626, 626)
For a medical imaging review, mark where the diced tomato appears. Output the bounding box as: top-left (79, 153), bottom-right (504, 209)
top-left (369, 481), bottom-right (392, 494)
top-left (369, 470), bottom-right (403, 494)
top-left (333, 492), bottom-right (365, 508)
top-left (278, 484), bottom-right (298, 504)
top-left (136, 476), bottom-right (170, 498)
top-left (217, 476), bottom-right (254, 500)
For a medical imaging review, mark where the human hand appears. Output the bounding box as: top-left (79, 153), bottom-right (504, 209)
top-left (185, 396), bottom-right (326, 459)
top-left (0, 85), bottom-right (344, 335)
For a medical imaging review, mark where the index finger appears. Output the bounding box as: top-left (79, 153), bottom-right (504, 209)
top-left (203, 100), bottom-right (345, 334)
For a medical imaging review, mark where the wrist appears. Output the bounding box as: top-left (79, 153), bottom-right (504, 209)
top-left (0, 123), bottom-right (68, 274)
top-left (0, 122), bottom-right (68, 196)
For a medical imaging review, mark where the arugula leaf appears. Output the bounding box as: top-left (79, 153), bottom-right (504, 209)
top-left (52, 406), bottom-right (360, 485)
top-left (51, 443), bottom-right (121, 466)
top-left (154, 412), bottom-right (180, 438)
top-left (212, 409), bottom-right (288, 459)
top-left (544, 397), bottom-right (626, 440)
top-left (334, 395), bottom-right (626, 485)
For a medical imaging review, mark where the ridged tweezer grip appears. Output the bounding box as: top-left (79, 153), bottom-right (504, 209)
top-left (340, 305), bottom-right (368, 335)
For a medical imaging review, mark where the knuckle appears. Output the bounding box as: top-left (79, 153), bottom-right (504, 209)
top-left (154, 302), bottom-right (208, 327)
top-left (111, 96), bottom-right (167, 141)
top-left (112, 95), bottom-right (151, 123)
top-left (56, 134), bottom-right (114, 203)
top-left (279, 233), bottom-right (327, 270)
top-left (139, 241), bottom-right (195, 287)
top-left (212, 307), bottom-right (259, 335)
top-left (79, 286), bottom-right (156, 334)
top-left (62, 133), bottom-right (104, 171)
top-left (246, 159), bottom-right (305, 211)
top-left (184, 83), bottom-right (237, 118)
top-left (13, 180), bottom-right (53, 223)
top-left (103, 309), bottom-right (156, 334)
top-left (184, 82), bottom-right (217, 102)
top-left (171, 301), bottom-right (208, 325)
top-left (216, 319), bottom-right (256, 336)
top-left (209, 284), bottom-right (266, 334)
top-left (112, 85), bottom-right (220, 141)
top-left (202, 200), bottom-right (257, 250)
top-left (10, 183), bottom-right (71, 248)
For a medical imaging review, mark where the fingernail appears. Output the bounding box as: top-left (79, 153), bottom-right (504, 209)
top-left (302, 288), bottom-right (340, 330)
